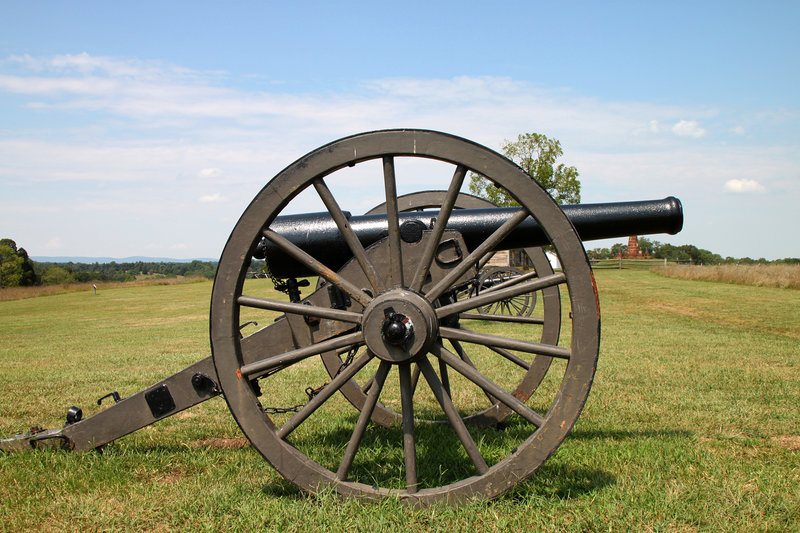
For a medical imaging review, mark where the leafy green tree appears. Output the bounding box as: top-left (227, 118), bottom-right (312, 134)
top-left (469, 133), bottom-right (581, 206)
top-left (41, 266), bottom-right (75, 285)
top-left (652, 244), bottom-right (723, 265)
top-left (610, 242), bottom-right (627, 257)
top-left (0, 238), bottom-right (38, 287)
top-left (638, 238), bottom-right (657, 257)
top-left (586, 247), bottom-right (613, 260)
top-left (0, 245), bottom-right (23, 287)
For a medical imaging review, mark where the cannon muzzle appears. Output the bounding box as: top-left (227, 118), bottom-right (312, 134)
top-left (261, 196), bottom-right (682, 277)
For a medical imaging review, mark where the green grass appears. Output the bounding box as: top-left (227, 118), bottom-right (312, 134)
top-left (1, 271), bottom-right (798, 531)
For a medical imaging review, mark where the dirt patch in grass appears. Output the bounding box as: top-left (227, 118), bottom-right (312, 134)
top-left (197, 437), bottom-right (250, 449)
top-left (650, 303), bottom-right (701, 318)
top-left (771, 435), bottom-right (800, 451)
top-left (648, 301), bottom-right (800, 339)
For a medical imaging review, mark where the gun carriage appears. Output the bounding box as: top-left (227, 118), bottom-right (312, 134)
top-left (1, 130), bottom-right (683, 505)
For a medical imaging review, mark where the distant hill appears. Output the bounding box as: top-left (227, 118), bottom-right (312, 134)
top-left (32, 256), bottom-right (218, 264)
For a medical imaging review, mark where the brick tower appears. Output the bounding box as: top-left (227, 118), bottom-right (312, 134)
top-left (624, 235), bottom-right (642, 258)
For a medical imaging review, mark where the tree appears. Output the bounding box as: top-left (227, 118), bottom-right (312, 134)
top-left (469, 133), bottom-right (581, 206)
top-left (41, 266), bottom-right (75, 285)
top-left (637, 237), bottom-right (657, 257)
top-left (610, 242), bottom-right (627, 257)
top-left (652, 243), bottom-right (723, 265)
top-left (0, 238), bottom-right (38, 288)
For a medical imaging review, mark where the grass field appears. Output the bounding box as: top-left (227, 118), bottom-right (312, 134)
top-left (0, 270), bottom-right (798, 531)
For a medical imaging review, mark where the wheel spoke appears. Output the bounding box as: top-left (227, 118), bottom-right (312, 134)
top-left (360, 375), bottom-right (375, 394)
top-left (425, 208), bottom-right (532, 302)
top-left (450, 339), bottom-right (497, 407)
top-left (398, 363), bottom-right (417, 493)
top-left (440, 326), bottom-right (570, 359)
top-left (438, 358), bottom-right (451, 398)
top-left (336, 361), bottom-right (391, 480)
top-left (239, 331), bottom-right (363, 378)
top-left (409, 165), bottom-right (467, 292)
top-left (410, 363), bottom-right (421, 397)
top-left (382, 157), bottom-right (404, 288)
top-left (477, 251), bottom-right (495, 271)
top-left (277, 350), bottom-right (374, 439)
top-left (431, 343), bottom-right (545, 427)
top-left (488, 344), bottom-right (532, 371)
top-left (460, 313), bottom-right (544, 324)
top-left (313, 178), bottom-right (382, 293)
top-left (262, 229), bottom-right (372, 307)
top-left (418, 357), bottom-right (489, 474)
top-left (436, 272), bottom-right (566, 319)
top-left (481, 269), bottom-right (541, 296)
top-left (237, 295), bottom-right (361, 323)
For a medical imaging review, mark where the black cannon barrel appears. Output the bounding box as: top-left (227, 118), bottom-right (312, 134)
top-left (260, 197), bottom-right (683, 278)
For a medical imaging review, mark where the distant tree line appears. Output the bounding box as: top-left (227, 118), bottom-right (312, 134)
top-left (586, 237), bottom-right (800, 266)
top-left (0, 238), bottom-right (226, 287)
top-left (2, 236), bottom-right (797, 289)
top-left (32, 260), bottom-right (220, 285)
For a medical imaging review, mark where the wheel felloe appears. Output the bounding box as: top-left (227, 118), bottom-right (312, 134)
top-left (210, 129), bottom-right (599, 504)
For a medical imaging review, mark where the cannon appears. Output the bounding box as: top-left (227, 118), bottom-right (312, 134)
top-left (1, 130), bottom-right (683, 505)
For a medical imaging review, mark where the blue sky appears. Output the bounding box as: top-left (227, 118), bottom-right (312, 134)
top-left (1, 1), bottom-right (798, 260)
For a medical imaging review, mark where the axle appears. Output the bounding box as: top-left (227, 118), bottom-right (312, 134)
top-left (259, 197), bottom-right (683, 278)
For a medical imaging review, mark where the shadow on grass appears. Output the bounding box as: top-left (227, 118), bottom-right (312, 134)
top-left (97, 419), bottom-right (690, 504)
top-left (255, 461), bottom-right (616, 505)
top-left (248, 415), bottom-right (619, 502)
top-left (506, 461), bottom-right (616, 501)
top-left (260, 479), bottom-right (303, 498)
top-left (568, 428), bottom-right (693, 441)
top-left (251, 423), bottom-right (695, 503)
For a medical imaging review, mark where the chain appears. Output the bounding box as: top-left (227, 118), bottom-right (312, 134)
top-left (261, 344), bottom-right (360, 414)
top-left (262, 403), bottom-right (307, 415)
top-left (259, 239), bottom-right (291, 296)
top-left (257, 236), bottom-right (357, 414)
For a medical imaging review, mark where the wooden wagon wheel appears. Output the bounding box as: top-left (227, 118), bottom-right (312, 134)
top-left (319, 190), bottom-right (562, 427)
top-left (475, 266), bottom-right (535, 316)
top-left (210, 129), bottom-right (599, 504)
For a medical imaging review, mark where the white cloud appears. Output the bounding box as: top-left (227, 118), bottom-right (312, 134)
top-left (199, 168), bottom-right (222, 178)
top-left (732, 125), bottom-right (746, 135)
top-left (198, 193), bottom-right (224, 203)
top-left (2, 53), bottom-right (798, 260)
top-left (672, 120), bottom-right (707, 138)
top-left (0, 55), bottom-right (709, 147)
top-left (724, 179), bottom-right (766, 193)
top-left (45, 237), bottom-right (63, 249)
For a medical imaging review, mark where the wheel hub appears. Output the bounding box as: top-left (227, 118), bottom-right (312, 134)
top-left (381, 311), bottom-right (413, 346)
top-left (362, 290), bottom-right (438, 363)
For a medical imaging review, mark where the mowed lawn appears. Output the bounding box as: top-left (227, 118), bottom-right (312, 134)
top-left (0, 271), bottom-right (797, 531)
